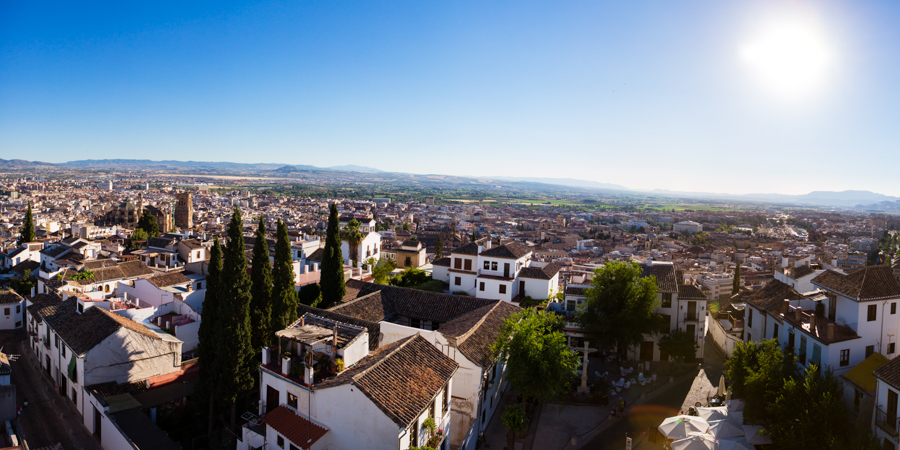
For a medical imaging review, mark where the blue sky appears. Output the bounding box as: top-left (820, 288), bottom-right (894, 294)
top-left (2, 1), bottom-right (899, 195)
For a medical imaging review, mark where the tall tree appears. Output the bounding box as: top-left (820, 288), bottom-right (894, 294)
top-left (138, 210), bottom-right (160, 238)
top-left (491, 308), bottom-right (578, 409)
top-left (471, 229), bottom-right (477, 243)
top-left (250, 216), bottom-right (273, 353)
top-left (320, 203), bottom-right (345, 309)
top-left (724, 339), bottom-right (796, 422)
top-left (434, 235), bottom-right (444, 259)
top-left (18, 203), bottom-right (36, 246)
top-left (197, 238), bottom-right (223, 436)
top-left (217, 207), bottom-right (254, 431)
top-left (342, 218), bottom-right (364, 266)
top-left (271, 219), bottom-right (298, 336)
top-left (579, 261), bottom-right (659, 360)
top-left (732, 262), bottom-right (742, 295)
top-left (126, 228), bottom-right (148, 250)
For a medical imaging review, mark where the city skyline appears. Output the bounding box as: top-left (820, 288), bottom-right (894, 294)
top-left (3, 1), bottom-right (900, 195)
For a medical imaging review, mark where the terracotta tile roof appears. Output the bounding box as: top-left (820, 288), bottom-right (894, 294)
top-left (440, 302), bottom-right (520, 369)
top-left (87, 380), bottom-right (149, 398)
top-left (262, 405), bottom-right (329, 450)
top-left (179, 239), bottom-right (204, 250)
top-left (328, 291), bottom-right (395, 323)
top-left (793, 265), bottom-right (816, 279)
top-left (117, 260), bottom-right (155, 278)
top-left (874, 352), bottom-right (900, 391)
top-left (315, 335), bottom-right (458, 427)
top-left (812, 266), bottom-right (900, 301)
top-left (340, 279), bottom-right (497, 324)
top-left (642, 264), bottom-right (677, 293)
top-left (431, 257), bottom-right (451, 267)
top-left (146, 272), bottom-right (191, 288)
top-left (306, 248), bottom-right (325, 262)
top-left (450, 242), bottom-right (479, 255)
top-left (11, 260), bottom-right (40, 276)
top-left (744, 280), bottom-right (802, 315)
top-left (0, 290), bottom-right (23, 305)
top-left (677, 284), bottom-right (706, 300)
top-left (480, 242), bottom-right (530, 259)
top-left (82, 259), bottom-right (119, 270)
top-left (566, 286), bottom-right (588, 296)
top-left (518, 263), bottom-right (561, 280)
top-left (34, 298), bottom-right (163, 355)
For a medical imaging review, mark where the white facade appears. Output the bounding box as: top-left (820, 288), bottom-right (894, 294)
top-left (673, 221), bottom-right (702, 234)
top-left (341, 231), bottom-right (381, 265)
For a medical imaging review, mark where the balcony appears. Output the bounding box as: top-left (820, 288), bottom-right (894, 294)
top-left (876, 408), bottom-right (900, 437)
top-left (684, 311), bottom-right (701, 322)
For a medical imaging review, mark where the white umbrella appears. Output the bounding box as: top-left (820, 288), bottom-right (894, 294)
top-left (671, 432), bottom-right (717, 450)
top-left (718, 375), bottom-right (726, 396)
top-left (728, 410), bottom-right (744, 426)
top-left (718, 437), bottom-right (755, 450)
top-left (659, 416), bottom-right (710, 439)
top-left (696, 406), bottom-right (728, 422)
top-left (743, 424), bottom-right (773, 445)
top-left (707, 419), bottom-right (745, 439)
top-left (725, 398), bottom-right (745, 411)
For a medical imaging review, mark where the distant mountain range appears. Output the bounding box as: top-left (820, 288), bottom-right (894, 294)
top-left (3, 158), bottom-right (899, 209)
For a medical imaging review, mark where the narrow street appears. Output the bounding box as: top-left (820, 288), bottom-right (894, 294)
top-left (0, 330), bottom-right (102, 450)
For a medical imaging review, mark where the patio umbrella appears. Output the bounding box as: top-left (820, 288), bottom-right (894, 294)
top-left (743, 424), bottom-right (773, 445)
top-left (707, 419), bottom-right (745, 439)
top-left (671, 432), bottom-right (717, 450)
top-left (718, 375), bottom-right (726, 396)
top-left (727, 410), bottom-right (744, 426)
top-left (659, 416), bottom-right (710, 439)
top-left (718, 437), bottom-right (755, 450)
top-left (725, 398), bottom-right (745, 411)
top-left (696, 406), bottom-right (728, 422)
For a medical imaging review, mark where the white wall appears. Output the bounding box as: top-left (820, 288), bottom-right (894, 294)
top-left (0, 301), bottom-right (24, 330)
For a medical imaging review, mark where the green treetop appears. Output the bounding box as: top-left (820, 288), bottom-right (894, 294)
top-left (250, 216), bottom-right (273, 352)
top-left (196, 238), bottom-right (223, 435)
top-left (271, 219), bottom-right (299, 336)
top-left (18, 203), bottom-right (36, 246)
top-left (320, 203), bottom-right (346, 309)
top-left (138, 210), bottom-right (160, 238)
top-left (732, 262), bottom-right (742, 296)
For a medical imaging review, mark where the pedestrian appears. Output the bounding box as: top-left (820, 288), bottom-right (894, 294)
top-left (620, 398), bottom-right (626, 411)
top-left (609, 405), bottom-right (617, 423)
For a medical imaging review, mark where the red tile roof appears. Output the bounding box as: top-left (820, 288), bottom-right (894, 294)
top-left (262, 405), bottom-right (329, 450)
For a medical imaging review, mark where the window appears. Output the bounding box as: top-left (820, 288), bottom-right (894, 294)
top-left (811, 344), bottom-right (821, 367)
top-left (62, 345), bottom-right (66, 358)
top-left (484, 261), bottom-right (490, 270)
top-left (661, 293), bottom-right (672, 308)
top-left (454, 258), bottom-right (462, 269)
top-left (866, 345), bottom-right (874, 359)
top-left (277, 435), bottom-right (284, 448)
top-left (893, 303), bottom-right (897, 315)
top-left (773, 324), bottom-right (779, 339)
top-left (3, 308), bottom-right (8, 316)
top-left (405, 256), bottom-right (411, 267)
top-left (290, 445), bottom-right (299, 450)
top-left (747, 333), bottom-right (751, 343)
top-left (499, 284), bottom-right (506, 294)
top-left (410, 420), bottom-right (419, 447)
top-left (55, 335), bottom-right (59, 348)
top-left (443, 383), bottom-right (450, 413)
top-left (491, 261), bottom-right (498, 271)
top-left (455, 277), bottom-right (461, 286)
top-left (15, 305), bottom-right (20, 313)
top-left (566, 300), bottom-right (576, 312)
top-left (479, 282), bottom-right (485, 291)
top-left (798, 336), bottom-right (807, 365)
top-left (411, 318), bottom-right (421, 328)
top-left (430, 399), bottom-right (436, 420)
top-left (288, 393), bottom-right (298, 409)
top-left (464, 259), bottom-right (472, 271)
top-left (748, 309), bottom-right (753, 328)
top-left (72, 388), bottom-right (77, 404)
top-left (890, 343), bottom-right (896, 355)
top-left (840, 349), bottom-right (849, 366)
top-left (868, 304), bottom-right (877, 322)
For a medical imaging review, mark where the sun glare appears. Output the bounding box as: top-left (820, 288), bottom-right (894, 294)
top-left (741, 16), bottom-right (833, 98)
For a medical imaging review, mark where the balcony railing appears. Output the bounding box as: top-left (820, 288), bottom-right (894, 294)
top-left (877, 408), bottom-right (900, 436)
top-left (684, 311), bottom-right (701, 321)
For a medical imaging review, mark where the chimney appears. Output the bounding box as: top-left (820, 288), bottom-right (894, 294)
top-left (262, 346), bottom-right (270, 365)
top-left (809, 314), bottom-right (816, 332)
top-left (281, 354), bottom-right (291, 376)
top-left (827, 323), bottom-right (835, 340)
top-left (485, 240), bottom-right (492, 250)
top-left (304, 364), bottom-right (314, 385)
top-left (783, 299), bottom-right (791, 316)
top-left (333, 323), bottom-right (338, 348)
top-left (795, 306), bottom-right (802, 323)
top-left (31, 286), bottom-right (35, 298)
top-left (300, 316), bottom-right (305, 327)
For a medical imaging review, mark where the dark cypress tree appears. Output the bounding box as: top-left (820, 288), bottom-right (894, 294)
top-left (435, 235), bottom-right (444, 259)
top-left (197, 238), bottom-right (223, 436)
top-left (18, 203), bottom-right (36, 246)
top-left (138, 210), bottom-right (160, 238)
top-left (320, 203), bottom-right (345, 309)
top-left (271, 219), bottom-right (298, 336)
top-left (733, 262), bottom-right (742, 296)
top-left (250, 216), bottom-right (273, 352)
top-left (471, 229), bottom-right (477, 243)
top-left (218, 207), bottom-right (254, 430)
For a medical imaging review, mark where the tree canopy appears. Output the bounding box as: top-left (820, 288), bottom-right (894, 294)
top-left (250, 216), bottom-right (273, 352)
top-left (196, 238), bottom-right (222, 435)
top-left (491, 308), bottom-right (578, 405)
top-left (17, 203), bottom-right (35, 246)
top-left (138, 210), bottom-right (160, 238)
top-left (434, 235), bottom-right (443, 259)
top-left (342, 218), bottom-right (364, 266)
top-left (732, 262), bottom-right (741, 296)
top-left (367, 257), bottom-right (397, 285)
top-left (725, 339), bottom-right (796, 422)
top-left (126, 228), bottom-right (148, 249)
top-left (320, 203), bottom-right (345, 309)
top-left (578, 261), bottom-right (659, 355)
top-left (657, 329), bottom-right (698, 362)
top-left (271, 219), bottom-right (299, 334)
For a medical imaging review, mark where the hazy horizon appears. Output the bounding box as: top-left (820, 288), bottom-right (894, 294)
top-left (3, 1), bottom-right (899, 196)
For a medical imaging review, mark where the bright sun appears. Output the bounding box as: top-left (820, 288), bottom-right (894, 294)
top-left (741, 16), bottom-right (833, 98)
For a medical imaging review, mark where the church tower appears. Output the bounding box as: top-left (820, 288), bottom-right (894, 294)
top-left (175, 192), bottom-right (193, 229)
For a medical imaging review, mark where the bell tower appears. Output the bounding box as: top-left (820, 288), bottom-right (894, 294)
top-left (174, 192), bottom-right (193, 229)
